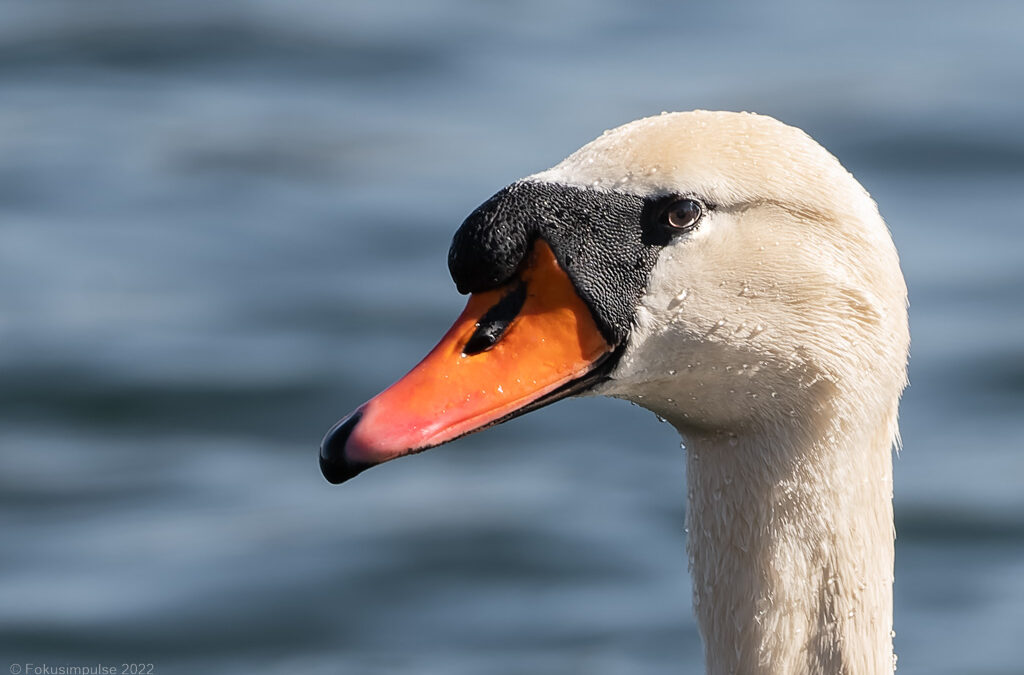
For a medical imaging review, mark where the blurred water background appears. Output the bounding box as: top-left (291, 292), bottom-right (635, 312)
top-left (1, 1), bottom-right (1022, 673)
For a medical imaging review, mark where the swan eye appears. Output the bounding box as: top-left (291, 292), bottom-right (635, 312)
top-left (665, 198), bottom-right (703, 231)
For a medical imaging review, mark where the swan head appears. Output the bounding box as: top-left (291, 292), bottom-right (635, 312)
top-left (321, 111), bottom-right (909, 482)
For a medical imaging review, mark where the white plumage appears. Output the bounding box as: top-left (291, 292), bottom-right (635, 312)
top-left (535, 111), bottom-right (909, 675)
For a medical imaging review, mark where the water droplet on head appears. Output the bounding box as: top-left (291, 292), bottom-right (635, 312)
top-left (668, 369), bottom-right (677, 376)
top-left (750, 324), bottom-right (765, 337)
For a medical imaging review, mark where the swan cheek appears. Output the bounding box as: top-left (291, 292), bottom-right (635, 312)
top-left (319, 241), bottom-right (614, 484)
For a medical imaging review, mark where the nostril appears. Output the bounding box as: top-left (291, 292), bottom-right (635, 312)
top-left (462, 281), bottom-right (527, 356)
top-left (463, 320), bottom-right (507, 354)
top-left (319, 411), bottom-right (369, 484)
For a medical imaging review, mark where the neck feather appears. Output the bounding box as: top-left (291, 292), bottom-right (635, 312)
top-left (678, 404), bottom-right (897, 675)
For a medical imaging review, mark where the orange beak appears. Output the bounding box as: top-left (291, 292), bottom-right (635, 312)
top-left (320, 240), bottom-right (615, 483)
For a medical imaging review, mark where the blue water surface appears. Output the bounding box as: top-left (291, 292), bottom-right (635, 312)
top-left (1, 1), bottom-right (1022, 673)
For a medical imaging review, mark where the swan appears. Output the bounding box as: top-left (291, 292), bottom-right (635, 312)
top-left (320, 110), bottom-right (910, 675)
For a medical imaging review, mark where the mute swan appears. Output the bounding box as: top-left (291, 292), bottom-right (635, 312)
top-left (320, 111), bottom-right (910, 675)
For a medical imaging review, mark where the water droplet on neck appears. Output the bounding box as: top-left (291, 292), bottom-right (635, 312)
top-left (750, 324), bottom-right (765, 337)
top-left (668, 288), bottom-right (690, 310)
top-left (668, 369), bottom-right (677, 376)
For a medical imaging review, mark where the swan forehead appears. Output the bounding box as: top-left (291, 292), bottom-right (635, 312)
top-left (532, 111), bottom-right (867, 214)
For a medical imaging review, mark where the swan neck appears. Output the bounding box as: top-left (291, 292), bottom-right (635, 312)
top-left (682, 418), bottom-right (895, 675)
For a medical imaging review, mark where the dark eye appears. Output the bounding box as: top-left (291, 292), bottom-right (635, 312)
top-left (664, 198), bottom-right (704, 232)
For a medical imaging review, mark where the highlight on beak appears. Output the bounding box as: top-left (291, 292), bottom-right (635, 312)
top-left (319, 240), bottom-right (615, 484)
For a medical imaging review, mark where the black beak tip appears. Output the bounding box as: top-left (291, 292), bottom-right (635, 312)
top-left (319, 412), bottom-right (370, 485)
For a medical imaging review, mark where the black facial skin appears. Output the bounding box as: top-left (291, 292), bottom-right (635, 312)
top-left (448, 180), bottom-right (681, 347)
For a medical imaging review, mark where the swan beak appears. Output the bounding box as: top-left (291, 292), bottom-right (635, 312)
top-left (320, 240), bottom-right (614, 484)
